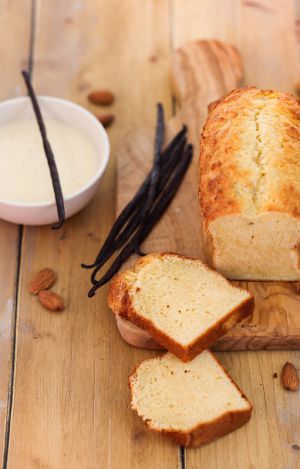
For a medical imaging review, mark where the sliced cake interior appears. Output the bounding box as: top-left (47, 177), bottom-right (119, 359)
top-left (129, 351), bottom-right (252, 447)
top-left (108, 253), bottom-right (253, 360)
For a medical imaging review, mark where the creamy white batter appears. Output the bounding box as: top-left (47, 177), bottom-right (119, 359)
top-left (0, 117), bottom-right (100, 203)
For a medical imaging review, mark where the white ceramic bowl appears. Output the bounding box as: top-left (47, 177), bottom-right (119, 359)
top-left (0, 96), bottom-right (110, 225)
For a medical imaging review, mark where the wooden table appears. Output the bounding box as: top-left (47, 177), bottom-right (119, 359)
top-left (1, 1), bottom-right (300, 468)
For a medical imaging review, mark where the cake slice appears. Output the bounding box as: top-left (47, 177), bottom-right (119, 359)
top-left (129, 351), bottom-right (252, 448)
top-left (108, 253), bottom-right (254, 361)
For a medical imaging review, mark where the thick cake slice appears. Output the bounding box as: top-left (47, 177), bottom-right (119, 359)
top-left (129, 351), bottom-right (252, 448)
top-left (108, 253), bottom-right (254, 361)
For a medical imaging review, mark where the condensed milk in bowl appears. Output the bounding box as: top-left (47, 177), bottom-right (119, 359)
top-left (0, 96), bottom-right (109, 225)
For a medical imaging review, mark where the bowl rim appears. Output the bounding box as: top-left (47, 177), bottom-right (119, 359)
top-left (0, 95), bottom-right (110, 207)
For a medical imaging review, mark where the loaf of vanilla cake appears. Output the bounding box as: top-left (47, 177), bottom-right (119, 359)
top-left (200, 86), bottom-right (300, 280)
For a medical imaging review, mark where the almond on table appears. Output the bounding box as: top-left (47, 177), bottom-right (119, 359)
top-left (295, 80), bottom-right (300, 97)
top-left (88, 89), bottom-right (115, 106)
top-left (281, 362), bottom-right (299, 391)
top-left (38, 290), bottom-right (65, 312)
top-left (29, 268), bottom-right (57, 295)
top-left (97, 114), bottom-right (115, 128)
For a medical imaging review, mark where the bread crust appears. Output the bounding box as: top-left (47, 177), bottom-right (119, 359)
top-left (108, 252), bottom-right (254, 362)
top-left (129, 351), bottom-right (253, 448)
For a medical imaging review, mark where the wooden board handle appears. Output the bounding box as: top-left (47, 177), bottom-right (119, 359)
top-left (170, 40), bottom-right (243, 146)
top-left (116, 40), bottom-right (245, 351)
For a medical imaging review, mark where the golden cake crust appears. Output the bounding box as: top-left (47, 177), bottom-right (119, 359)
top-left (199, 86), bottom-right (300, 225)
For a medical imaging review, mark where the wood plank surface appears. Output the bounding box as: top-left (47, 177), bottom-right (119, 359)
top-left (172, 0), bottom-right (299, 92)
top-left (7, 1), bottom-right (179, 468)
top-left (1, 1), bottom-right (300, 468)
top-left (114, 0), bottom-right (300, 467)
top-left (189, 349), bottom-right (300, 469)
top-left (172, 1), bottom-right (300, 468)
top-left (0, 0), bottom-right (31, 463)
top-left (116, 34), bottom-right (300, 352)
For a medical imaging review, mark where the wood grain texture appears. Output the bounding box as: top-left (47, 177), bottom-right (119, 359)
top-left (116, 38), bottom-right (300, 351)
top-left (114, 1), bottom-right (300, 467)
top-left (172, 0), bottom-right (300, 351)
top-left (117, 39), bottom-right (242, 258)
top-left (6, 1), bottom-right (179, 468)
top-left (0, 0), bottom-right (31, 462)
top-left (2, 1), bottom-right (300, 468)
top-left (173, 2), bottom-right (300, 468)
top-left (188, 349), bottom-right (300, 469)
top-left (171, 0), bottom-right (300, 93)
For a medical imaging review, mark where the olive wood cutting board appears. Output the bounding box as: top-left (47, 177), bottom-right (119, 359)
top-left (115, 39), bottom-right (300, 351)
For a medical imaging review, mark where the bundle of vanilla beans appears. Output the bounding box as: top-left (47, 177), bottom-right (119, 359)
top-left (82, 103), bottom-right (193, 297)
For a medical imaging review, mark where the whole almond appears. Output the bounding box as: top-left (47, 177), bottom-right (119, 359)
top-left (281, 362), bottom-right (299, 391)
top-left (97, 114), bottom-right (115, 128)
top-left (29, 268), bottom-right (57, 295)
top-left (38, 290), bottom-right (65, 312)
top-left (295, 81), bottom-right (300, 97)
top-left (88, 89), bottom-right (114, 106)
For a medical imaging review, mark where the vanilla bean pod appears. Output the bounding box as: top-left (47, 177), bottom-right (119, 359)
top-left (87, 144), bottom-right (193, 296)
top-left (89, 136), bottom-right (187, 284)
top-left (22, 70), bottom-right (65, 229)
top-left (134, 103), bottom-right (164, 255)
top-left (81, 125), bottom-right (187, 269)
top-left (138, 144), bottom-right (193, 241)
top-left (161, 124), bottom-right (187, 157)
top-left (90, 205), bottom-right (144, 283)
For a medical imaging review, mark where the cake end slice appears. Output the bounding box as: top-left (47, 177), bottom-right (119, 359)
top-left (129, 351), bottom-right (252, 448)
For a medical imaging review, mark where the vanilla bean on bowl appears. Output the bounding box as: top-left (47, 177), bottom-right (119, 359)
top-left (21, 70), bottom-right (65, 229)
top-left (82, 104), bottom-right (193, 297)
